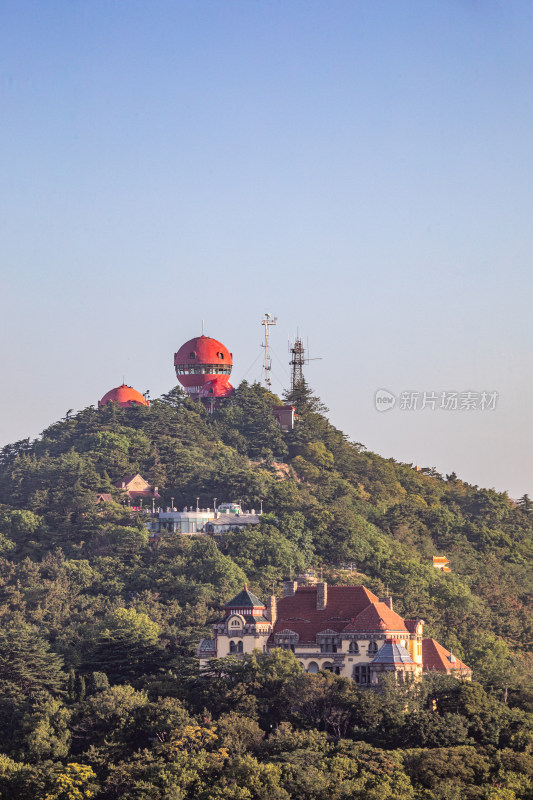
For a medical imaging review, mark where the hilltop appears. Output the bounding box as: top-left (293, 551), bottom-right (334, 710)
top-left (0, 379), bottom-right (532, 798)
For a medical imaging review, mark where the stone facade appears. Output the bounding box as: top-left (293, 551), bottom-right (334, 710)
top-left (198, 581), bottom-right (472, 685)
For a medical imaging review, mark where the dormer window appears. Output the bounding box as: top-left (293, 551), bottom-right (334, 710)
top-left (317, 629), bottom-right (339, 653)
top-left (274, 629), bottom-right (298, 652)
top-left (189, 352), bottom-right (196, 359)
top-left (217, 352), bottom-right (224, 359)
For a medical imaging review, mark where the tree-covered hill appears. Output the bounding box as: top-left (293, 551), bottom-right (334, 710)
top-left (0, 380), bottom-right (532, 798)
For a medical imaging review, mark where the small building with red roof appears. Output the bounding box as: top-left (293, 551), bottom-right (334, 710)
top-left (114, 474), bottom-right (160, 503)
top-left (98, 382), bottom-right (149, 409)
top-left (198, 581), bottom-right (472, 685)
top-left (433, 555), bottom-right (451, 572)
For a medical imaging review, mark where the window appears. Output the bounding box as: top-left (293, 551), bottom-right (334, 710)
top-left (237, 641), bottom-right (243, 653)
top-left (275, 635), bottom-right (296, 652)
top-left (217, 352), bottom-right (224, 359)
top-left (229, 640), bottom-right (237, 653)
top-left (353, 665), bottom-right (370, 685)
top-left (279, 639), bottom-right (295, 652)
top-left (230, 618), bottom-right (241, 628)
top-left (349, 641), bottom-right (359, 654)
top-left (189, 352), bottom-right (196, 359)
top-left (368, 641), bottom-right (378, 655)
top-left (319, 637), bottom-right (338, 653)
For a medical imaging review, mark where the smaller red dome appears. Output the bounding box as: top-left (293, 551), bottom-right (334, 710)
top-left (98, 383), bottom-right (149, 409)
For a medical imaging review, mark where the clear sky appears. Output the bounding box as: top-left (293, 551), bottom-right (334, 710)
top-left (1, 0), bottom-right (532, 497)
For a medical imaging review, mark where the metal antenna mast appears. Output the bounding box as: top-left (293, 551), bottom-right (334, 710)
top-left (290, 337), bottom-right (305, 393)
top-left (289, 336), bottom-right (321, 393)
top-left (261, 313), bottom-right (277, 391)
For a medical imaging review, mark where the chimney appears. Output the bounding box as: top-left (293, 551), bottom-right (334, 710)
top-left (283, 580), bottom-right (297, 597)
top-left (380, 596), bottom-right (393, 610)
top-left (317, 581), bottom-right (327, 610)
top-left (266, 596), bottom-right (277, 625)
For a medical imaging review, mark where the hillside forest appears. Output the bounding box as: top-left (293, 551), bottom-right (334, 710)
top-left (0, 379), bottom-right (532, 799)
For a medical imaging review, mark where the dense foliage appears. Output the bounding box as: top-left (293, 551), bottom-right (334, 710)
top-left (0, 380), bottom-right (531, 798)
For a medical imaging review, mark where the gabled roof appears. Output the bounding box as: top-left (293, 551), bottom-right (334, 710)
top-left (95, 493), bottom-right (113, 504)
top-left (226, 587), bottom-right (265, 609)
top-left (114, 474), bottom-right (147, 488)
top-left (422, 638), bottom-right (471, 673)
top-left (372, 640), bottom-right (414, 665)
top-left (270, 585), bottom-right (379, 644)
top-left (343, 602), bottom-right (408, 633)
top-left (198, 637), bottom-right (217, 654)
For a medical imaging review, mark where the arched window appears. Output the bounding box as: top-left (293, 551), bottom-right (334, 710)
top-left (349, 641), bottom-right (359, 654)
top-left (230, 618), bottom-right (241, 628)
top-left (368, 641), bottom-right (378, 655)
top-left (237, 641), bottom-right (243, 653)
top-left (229, 640), bottom-right (237, 653)
top-left (189, 351), bottom-right (196, 359)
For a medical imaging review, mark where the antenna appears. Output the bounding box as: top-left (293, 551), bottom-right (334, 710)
top-left (202, 319), bottom-right (205, 335)
top-left (289, 335), bottom-right (321, 392)
top-left (261, 313), bottom-right (277, 391)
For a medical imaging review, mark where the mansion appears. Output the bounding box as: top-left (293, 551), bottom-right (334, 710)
top-left (198, 580), bottom-right (471, 685)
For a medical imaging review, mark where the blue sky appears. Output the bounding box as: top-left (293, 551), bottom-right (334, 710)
top-left (1, 1), bottom-right (532, 496)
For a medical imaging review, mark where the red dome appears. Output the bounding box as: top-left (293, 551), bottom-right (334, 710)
top-left (98, 383), bottom-right (149, 409)
top-left (174, 335), bottom-right (233, 390)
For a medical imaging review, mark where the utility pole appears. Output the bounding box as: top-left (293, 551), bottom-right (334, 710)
top-left (261, 313), bottom-right (277, 391)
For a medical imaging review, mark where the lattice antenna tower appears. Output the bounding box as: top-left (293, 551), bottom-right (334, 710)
top-left (261, 313), bottom-right (277, 391)
top-left (290, 337), bottom-right (305, 393)
top-left (289, 335), bottom-right (321, 393)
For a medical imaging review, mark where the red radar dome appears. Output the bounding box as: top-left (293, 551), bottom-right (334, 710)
top-left (174, 335), bottom-right (233, 392)
top-left (98, 383), bottom-right (149, 409)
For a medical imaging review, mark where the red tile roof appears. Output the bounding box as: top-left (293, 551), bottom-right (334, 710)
top-left (95, 493), bottom-right (114, 504)
top-left (422, 638), bottom-right (471, 673)
top-left (270, 585), bottom-right (379, 644)
top-left (344, 602), bottom-right (408, 633)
